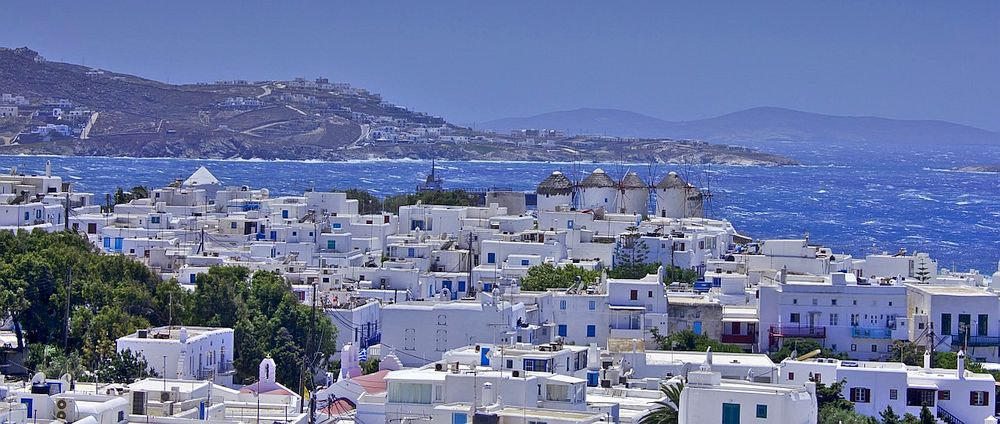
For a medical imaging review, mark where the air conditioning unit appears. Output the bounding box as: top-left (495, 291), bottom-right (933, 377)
top-left (160, 391), bottom-right (174, 402)
top-left (512, 370), bottom-right (521, 378)
top-left (54, 398), bottom-right (76, 422)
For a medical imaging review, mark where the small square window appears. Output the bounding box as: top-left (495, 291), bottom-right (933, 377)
top-left (831, 299), bottom-right (837, 305)
top-left (938, 390), bottom-right (950, 401)
top-left (971, 391), bottom-right (989, 406)
top-left (871, 344), bottom-right (878, 352)
top-left (793, 299), bottom-right (798, 305)
top-left (851, 344), bottom-right (857, 352)
top-left (890, 389), bottom-right (898, 400)
top-left (755, 404), bottom-right (767, 419)
top-left (787, 372), bottom-right (794, 381)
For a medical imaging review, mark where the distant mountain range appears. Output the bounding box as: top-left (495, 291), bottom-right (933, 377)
top-left (479, 107), bottom-right (1000, 145)
top-left (0, 47), bottom-right (795, 165)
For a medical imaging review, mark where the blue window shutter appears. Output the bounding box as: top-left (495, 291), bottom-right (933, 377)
top-left (487, 252), bottom-right (496, 264)
top-left (558, 325), bottom-right (567, 337)
top-left (587, 325), bottom-right (596, 337)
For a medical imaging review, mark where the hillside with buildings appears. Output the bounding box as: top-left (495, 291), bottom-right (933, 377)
top-left (0, 47), bottom-right (794, 165)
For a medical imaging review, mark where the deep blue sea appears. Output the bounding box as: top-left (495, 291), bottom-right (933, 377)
top-left (2, 141), bottom-right (998, 272)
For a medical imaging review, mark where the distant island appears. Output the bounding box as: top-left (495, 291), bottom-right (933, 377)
top-left (480, 107), bottom-right (1000, 146)
top-left (0, 47), bottom-right (794, 166)
top-left (955, 164), bottom-right (1000, 173)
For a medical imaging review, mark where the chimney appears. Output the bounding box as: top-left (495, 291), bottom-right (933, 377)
top-left (481, 382), bottom-right (495, 407)
top-left (923, 349), bottom-right (931, 369)
top-left (957, 350), bottom-right (966, 380)
top-left (779, 266), bottom-right (788, 284)
top-left (45, 160), bottom-right (51, 178)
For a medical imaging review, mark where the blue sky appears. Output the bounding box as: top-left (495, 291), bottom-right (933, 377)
top-left (4, 1), bottom-right (998, 130)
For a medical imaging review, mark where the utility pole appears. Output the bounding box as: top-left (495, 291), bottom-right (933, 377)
top-left (300, 283), bottom-right (318, 413)
top-left (64, 192), bottom-right (70, 231)
top-left (467, 232), bottom-right (474, 296)
top-left (63, 267), bottom-right (71, 352)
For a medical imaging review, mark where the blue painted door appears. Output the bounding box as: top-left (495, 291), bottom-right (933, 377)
top-left (722, 403), bottom-right (740, 424)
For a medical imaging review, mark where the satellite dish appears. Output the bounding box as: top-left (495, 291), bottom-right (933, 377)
top-left (60, 373), bottom-right (73, 384)
top-left (31, 372), bottom-right (46, 384)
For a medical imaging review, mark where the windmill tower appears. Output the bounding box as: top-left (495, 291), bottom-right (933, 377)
top-left (617, 171), bottom-right (649, 215)
top-left (578, 168), bottom-right (617, 211)
top-left (654, 171), bottom-right (688, 218)
top-left (536, 171), bottom-right (574, 212)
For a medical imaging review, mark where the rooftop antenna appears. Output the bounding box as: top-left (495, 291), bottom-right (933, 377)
top-left (704, 163), bottom-right (715, 219)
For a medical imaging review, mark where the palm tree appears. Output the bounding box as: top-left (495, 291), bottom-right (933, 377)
top-left (640, 381), bottom-right (685, 424)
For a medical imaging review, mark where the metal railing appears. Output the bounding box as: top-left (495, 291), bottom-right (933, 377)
top-left (953, 335), bottom-right (1000, 347)
top-left (721, 333), bottom-right (756, 344)
top-left (937, 405), bottom-right (965, 424)
top-left (769, 325), bottom-right (826, 338)
top-left (851, 327), bottom-right (892, 339)
top-left (195, 360), bottom-right (235, 379)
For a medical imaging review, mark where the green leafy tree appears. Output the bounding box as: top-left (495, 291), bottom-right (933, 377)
top-left (879, 406), bottom-right (901, 424)
top-left (0, 262), bottom-right (30, 349)
top-left (917, 406), bottom-right (935, 424)
top-left (769, 338), bottom-right (847, 362)
top-left (339, 189), bottom-right (383, 214)
top-left (96, 349), bottom-right (157, 383)
top-left (519, 264), bottom-right (601, 291)
top-left (639, 381), bottom-right (684, 424)
top-left (818, 407), bottom-right (877, 424)
top-left (816, 379), bottom-right (853, 412)
top-left (664, 265), bottom-right (700, 285)
top-left (112, 186), bottom-right (150, 206)
top-left (649, 328), bottom-right (743, 353)
top-left (607, 262), bottom-right (660, 280)
top-left (130, 186), bottom-right (150, 200)
top-left (900, 413), bottom-right (921, 424)
top-left (26, 344), bottom-right (88, 380)
top-left (360, 358), bottom-right (381, 375)
top-left (4, 230), bottom-right (336, 389)
top-left (187, 268), bottom-right (338, 387)
top-left (382, 190), bottom-right (477, 214)
top-left (611, 228), bottom-right (652, 279)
